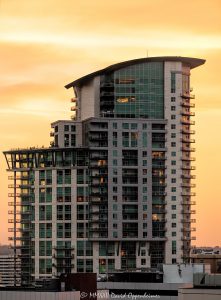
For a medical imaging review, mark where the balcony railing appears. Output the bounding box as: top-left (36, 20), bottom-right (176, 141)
top-left (181, 138), bottom-right (195, 143)
top-left (180, 93), bottom-right (195, 99)
top-left (181, 119), bottom-right (195, 125)
top-left (181, 165), bottom-right (196, 170)
top-left (181, 200), bottom-right (196, 205)
top-left (181, 192), bottom-right (196, 196)
top-left (181, 147), bottom-right (196, 152)
top-left (181, 156), bottom-right (195, 161)
top-left (181, 101), bottom-right (195, 108)
top-left (181, 129), bottom-right (195, 134)
top-left (181, 110), bottom-right (195, 117)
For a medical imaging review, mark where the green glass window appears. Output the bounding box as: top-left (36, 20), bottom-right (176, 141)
top-left (171, 72), bottom-right (176, 93)
top-left (114, 62), bottom-right (164, 119)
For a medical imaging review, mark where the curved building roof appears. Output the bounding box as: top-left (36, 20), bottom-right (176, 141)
top-left (65, 56), bottom-right (205, 89)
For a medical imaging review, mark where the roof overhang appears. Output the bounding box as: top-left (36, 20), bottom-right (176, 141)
top-left (65, 56), bottom-right (206, 89)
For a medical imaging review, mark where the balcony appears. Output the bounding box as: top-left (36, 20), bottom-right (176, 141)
top-left (50, 131), bottom-right (54, 137)
top-left (181, 165), bottom-right (196, 170)
top-left (181, 129), bottom-right (195, 134)
top-left (152, 208), bottom-right (167, 214)
top-left (152, 191), bottom-right (167, 196)
top-left (181, 219), bottom-right (196, 223)
top-left (90, 227), bottom-right (108, 232)
top-left (100, 91), bottom-right (114, 97)
top-left (71, 97), bottom-right (78, 102)
top-left (53, 245), bottom-right (74, 250)
top-left (71, 106), bottom-right (78, 111)
top-left (181, 236), bottom-right (196, 241)
top-left (181, 156), bottom-right (195, 161)
top-left (152, 164), bottom-right (166, 169)
top-left (180, 93), bottom-right (195, 99)
top-left (181, 209), bottom-right (196, 214)
top-left (182, 146), bottom-right (196, 152)
top-left (100, 82), bottom-right (114, 88)
top-left (181, 227), bottom-right (196, 232)
top-left (181, 192), bottom-right (196, 196)
top-left (181, 101), bottom-right (195, 108)
top-left (181, 138), bottom-right (195, 143)
top-left (181, 200), bottom-right (196, 205)
top-left (181, 183), bottom-right (196, 188)
top-left (181, 110), bottom-right (195, 117)
top-left (181, 119), bottom-right (195, 125)
top-left (53, 254), bottom-right (74, 259)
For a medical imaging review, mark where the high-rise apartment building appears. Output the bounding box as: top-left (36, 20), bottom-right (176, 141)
top-left (4, 57), bottom-right (205, 285)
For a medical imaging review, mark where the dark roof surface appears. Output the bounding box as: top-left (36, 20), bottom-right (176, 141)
top-left (65, 56), bottom-right (205, 89)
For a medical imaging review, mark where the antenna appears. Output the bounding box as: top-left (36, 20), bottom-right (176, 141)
top-left (146, 50), bottom-right (149, 57)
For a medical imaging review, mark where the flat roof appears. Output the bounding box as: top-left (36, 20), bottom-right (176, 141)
top-left (65, 56), bottom-right (205, 89)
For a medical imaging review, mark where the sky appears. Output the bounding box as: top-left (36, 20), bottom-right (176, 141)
top-left (0, 0), bottom-right (221, 246)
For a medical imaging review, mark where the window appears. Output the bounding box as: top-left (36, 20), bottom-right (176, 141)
top-left (171, 106), bottom-right (176, 111)
top-left (64, 125), bottom-right (69, 131)
top-left (171, 115), bottom-right (176, 120)
top-left (142, 132), bottom-right (147, 147)
top-left (113, 159), bottom-right (118, 166)
top-left (143, 124), bottom-right (147, 130)
top-left (171, 151), bottom-right (176, 156)
top-left (172, 205), bottom-right (176, 210)
top-left (172, 258), bottom-right (177, 264)
top-left (71, 125), bottom-right (76, 132)
top-left (172, 223), bottom-right (176, 228)
top-left (141, 249), bottom-right (146, 256)
top-left (113, 177), bottom-right (118, 184)
top-left (141, 259), bottom-right (146, 265)
top-left (143, 178), bottom-right (147, 184)
top-left (131, 123), bottom-right (137, 130)
top-left (143, 223), bottom-right (147, 229)
top-left (172, 232), bottom-right (176, 237)
top-left (113, 150), bottom-right (118, 157)
top-left (171, 124), bottom-right (176, 129)
top-left (171, 97), bottom-right (176, 102)
top-left (143, 205), bottom-right (147, 211)
top-left (171, 187), bottom-right (176, 192)
top-left (71, 134), bottom-right (76, 147)
top-left (171, 72), bottom-right (176, 93)
top-left (143, 151), bottom-right (147, 157)
top-left (143, 232), bottom-right (147, 238)
top-left (64, 134), bottom-right (69, 147)
top-left (171, 196), bottom-right (176, 201)
top-left (122, 123), bottom-right (129, 129)
top-left (171, 169), bottom-right (176, 174)
top-left (172, 214), bottom-right (176, 219)
top-left (113, 204), bottom-right (118, 211)
top-left (113, 213), bottom-right (117, 219)
top-left (113, 123), bottom-right (117, 129)
top-left (171, 142), bottom-right (176, 147)
top-left (171, 178), bottom-right (176, 183)
top-left (143, 195), bottom-right (147, 202)
top-left (171, 133), bottom-right (176, 138)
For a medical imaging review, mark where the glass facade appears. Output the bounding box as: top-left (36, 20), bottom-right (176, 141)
top-left (114, 62), bottom-right (164, 118)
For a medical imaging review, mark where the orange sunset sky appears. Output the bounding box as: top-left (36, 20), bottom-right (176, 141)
top-left (0, 0), bottom-right (221, 246)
